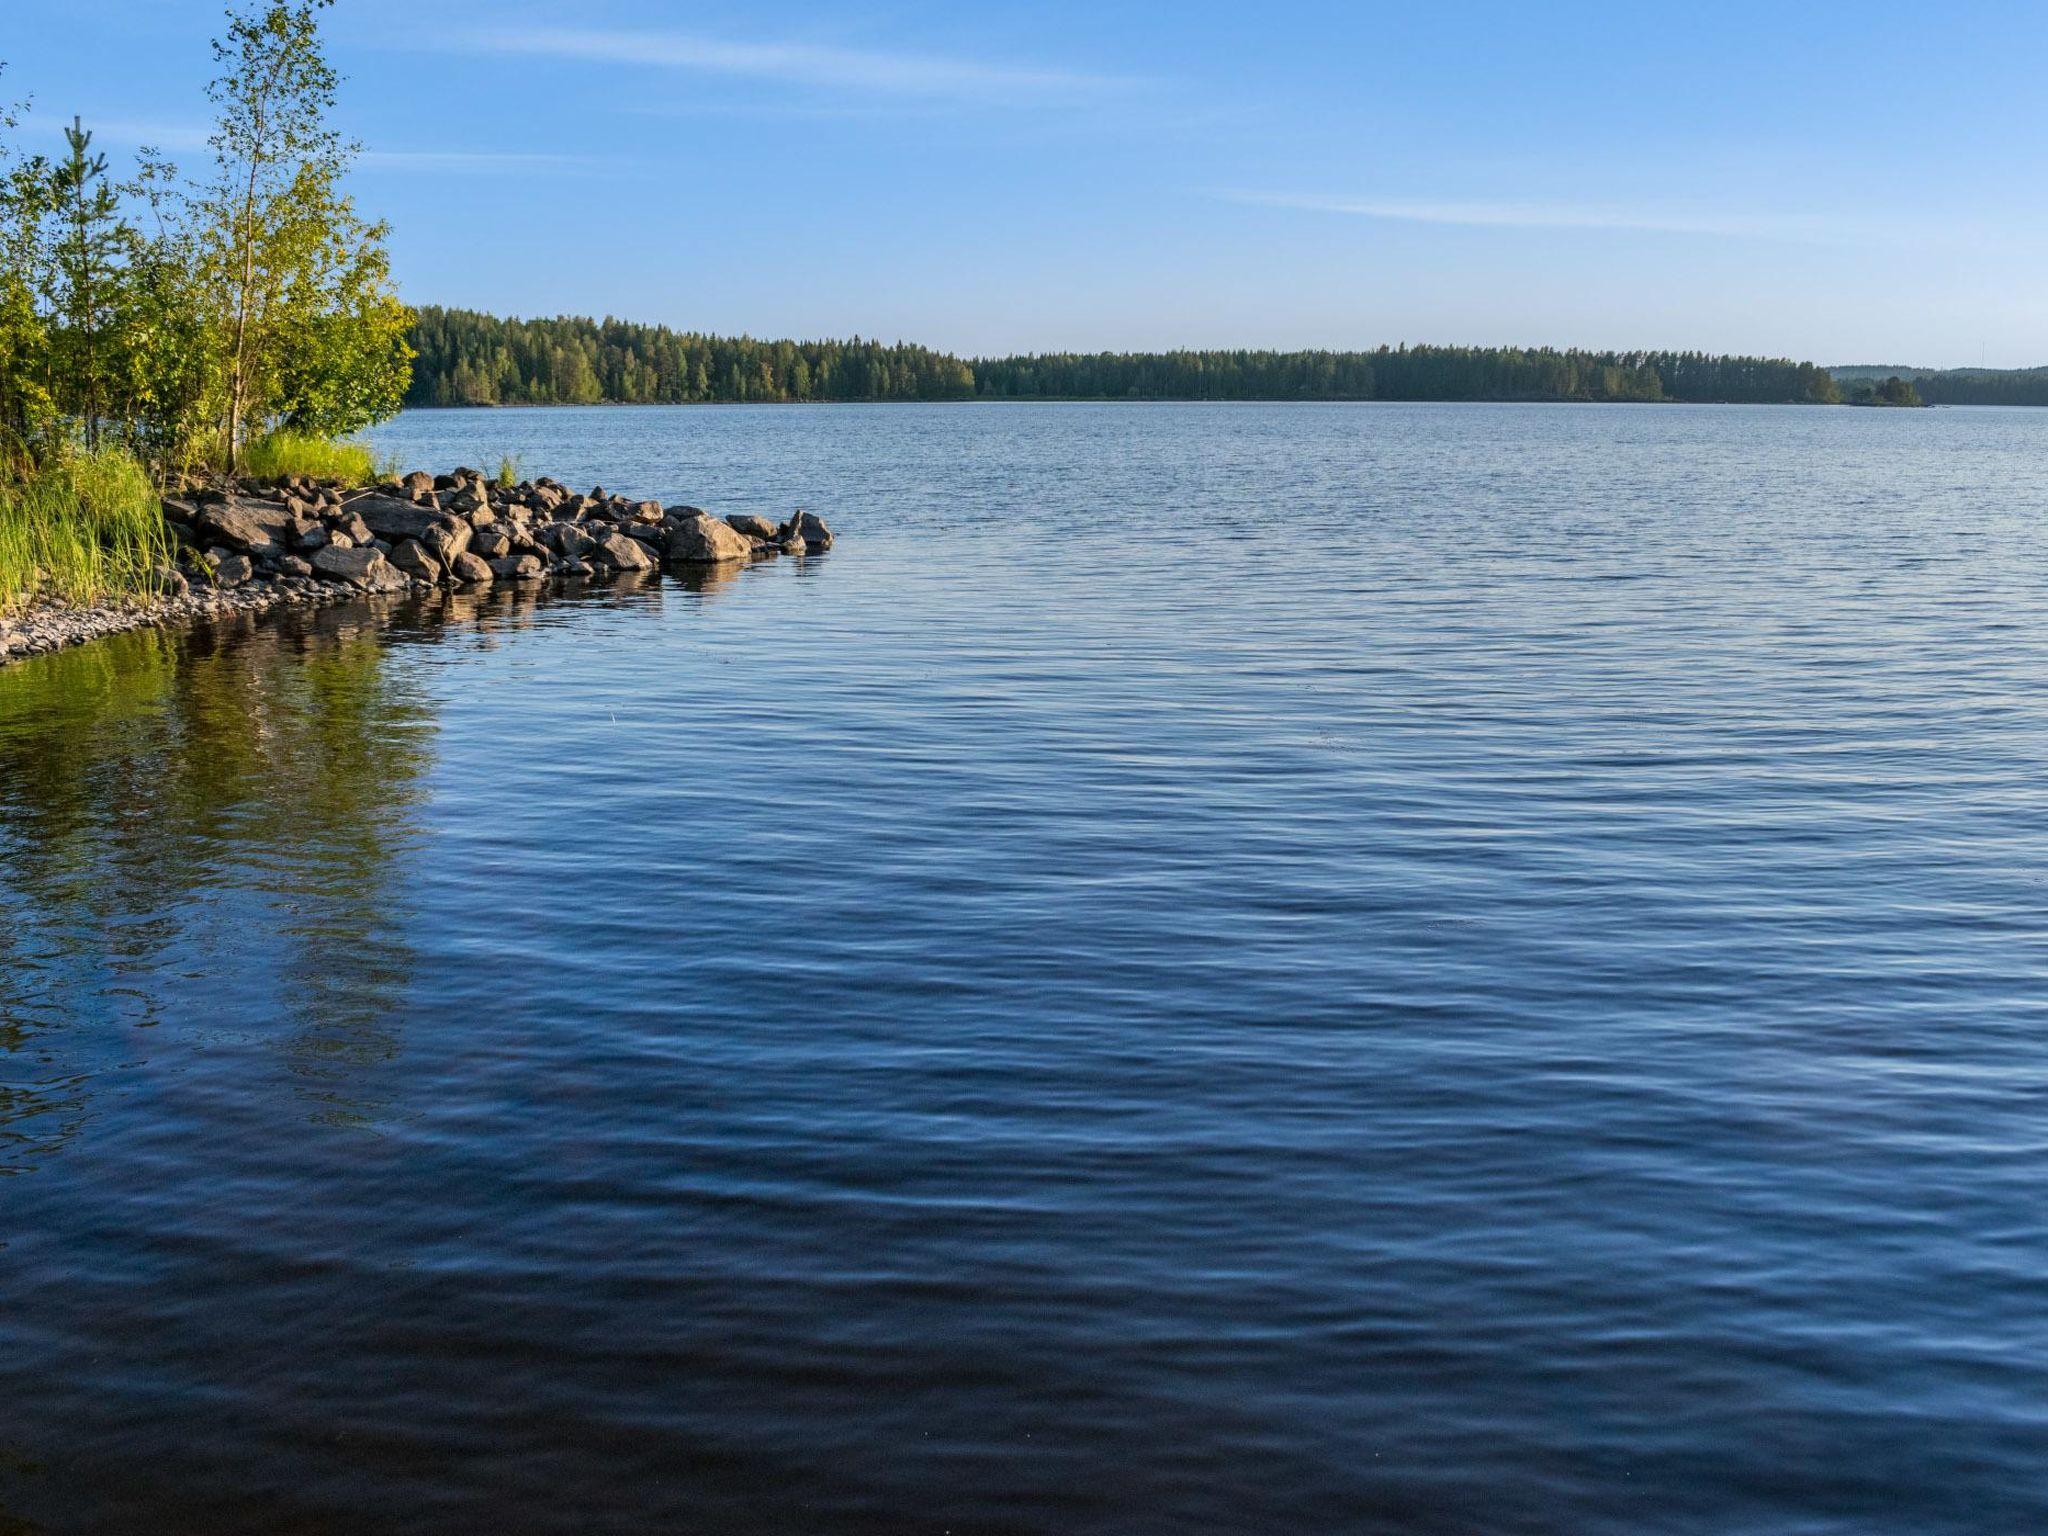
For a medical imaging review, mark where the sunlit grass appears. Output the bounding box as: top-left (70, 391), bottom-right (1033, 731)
top-left (240, 431), bottom-right (393, 484)
top-left (0, 448), bottom-right (172, 615)
top-left (495, 452), bottom-right (523, 489)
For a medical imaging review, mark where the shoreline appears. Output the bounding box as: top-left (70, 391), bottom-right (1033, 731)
top-left (0, 467), bottom-right (831, 666)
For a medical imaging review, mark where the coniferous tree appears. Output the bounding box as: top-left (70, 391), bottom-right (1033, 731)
top-left (49, 117), bottom-right (125, 448)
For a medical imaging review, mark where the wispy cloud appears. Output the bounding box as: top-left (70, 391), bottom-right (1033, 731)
top-left (470, 27), bottom-right (1136, 102)
top-left (1218, 190), bottom-right (1834, 242)
top-left (356, 149), bottom-right (593, 173)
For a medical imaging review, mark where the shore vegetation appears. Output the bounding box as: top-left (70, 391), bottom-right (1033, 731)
top-left (0, 1), bottom-right (411, 613)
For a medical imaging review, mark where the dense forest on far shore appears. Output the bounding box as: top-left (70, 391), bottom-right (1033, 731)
top-left (406, 308), bottom-right (1843, 407)
top-left (1829, 365), bottom-right (2048, 407)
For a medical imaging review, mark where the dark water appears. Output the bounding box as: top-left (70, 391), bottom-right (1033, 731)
top-left (4, 402), bottom-right (2047, 1535)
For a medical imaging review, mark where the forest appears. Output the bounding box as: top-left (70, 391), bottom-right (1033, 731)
top-left (1830, 366), bottom-right (2048, 407)
top-left (407, 311), bottom-right (1843, 408)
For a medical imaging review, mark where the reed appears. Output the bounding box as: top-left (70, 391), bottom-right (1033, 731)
top-left (0, 448), bottom-right (173, 614)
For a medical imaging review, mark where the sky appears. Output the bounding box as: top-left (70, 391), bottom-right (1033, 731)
top-left (5, 0), bottom-right (2046, 365)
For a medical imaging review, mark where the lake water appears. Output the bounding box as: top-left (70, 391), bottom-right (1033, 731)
top-left (3, 402), bottom-right (2047, 1534)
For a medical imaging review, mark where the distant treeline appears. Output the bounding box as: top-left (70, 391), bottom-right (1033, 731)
top-left (406, 308), bottom-right (1842, 407)
top-left (1830, 365), bottom-right (2048, 407)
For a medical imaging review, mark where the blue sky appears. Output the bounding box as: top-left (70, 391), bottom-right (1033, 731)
top-left (6, 0), bottom-right (2045, 364)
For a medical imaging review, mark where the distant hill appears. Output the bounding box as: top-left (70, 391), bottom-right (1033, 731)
top-left (1828, 363), bottom-right (2048, 405)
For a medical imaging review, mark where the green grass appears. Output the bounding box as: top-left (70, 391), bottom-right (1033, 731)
top-left (0, 448), bottom-right (173, 615)
top-left (240, 431), bottom-right (392, 484)
top-left (494, 452), bottom-right (523, 488)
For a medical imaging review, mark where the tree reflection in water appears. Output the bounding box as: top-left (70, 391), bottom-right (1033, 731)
top-left (0, 597), bottom-right (447, 1169)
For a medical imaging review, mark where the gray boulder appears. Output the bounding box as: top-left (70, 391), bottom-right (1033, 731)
top-left (726, 513), bottom-right (779, 539)
top-left (213, 552), bottom-right (255, 586)
top-left (665, 512), bottom-right (753, 564)
top-left (350, 494), bottom-right (473, 562)
top-left (389, 539), bottom-right (444, 583)
top-left (472, 524), bottom-right (513, 559)
top-left (449, 551), bottom-right (494, 586)
top-left (590, 529), bottom-right (655, 571)
top-left (311, 545), bottom-right (405, 591)
top-left (489, 552), bottom-right (545, 581)
top-left (549, 524), bottom-right (595, 559)
top-left (197, 498), bottom-right (292, 558)
top-left (788, 510), bottom-right (834, 549)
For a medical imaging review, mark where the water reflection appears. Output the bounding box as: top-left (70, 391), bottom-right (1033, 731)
top-left (0, 602), bottom-right (440, 1170)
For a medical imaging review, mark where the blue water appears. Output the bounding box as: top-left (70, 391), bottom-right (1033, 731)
top-left (3, 402), bottom-right (2046, 1534)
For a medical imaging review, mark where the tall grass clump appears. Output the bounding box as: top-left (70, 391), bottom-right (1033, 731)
top-left (239, 431), bottom-right (381, 485)
top-left (0, 447), bottom-right (171, 614)
top-left (495, 452), bottom-right (523, 488)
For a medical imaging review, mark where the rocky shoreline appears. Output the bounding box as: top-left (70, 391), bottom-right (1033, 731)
top-left (0, 466), bottom-right (832, 663)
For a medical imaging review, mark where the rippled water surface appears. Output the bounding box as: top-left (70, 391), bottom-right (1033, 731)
top-left (4, 403), bottom-right (2047, 1534)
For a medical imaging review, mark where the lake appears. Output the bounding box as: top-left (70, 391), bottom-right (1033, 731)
top-left (3, 402), bottom-right (2046, 1534)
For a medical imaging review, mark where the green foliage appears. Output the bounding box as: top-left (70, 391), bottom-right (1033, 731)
top-left (238, 429), bottom-right (377, 483)
top-left (0, 446), bottom-right (169, 613)
top-left (0, 3), bottom-right (412, 487)
top-left (494, 451), bottom-right (522, 488)
top-left (197, 1), bottom-right (413, 468)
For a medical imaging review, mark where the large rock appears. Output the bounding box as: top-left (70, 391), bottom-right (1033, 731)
top-left (212, 552), bottom-right (255, 586)
top-left (788, 510), bottom-right (834, 549)
top-left (389, 539), bottom-right (443, 583)
top-left (590, 529), bottom-right (655, 571)
top-left (489, 552), bottom-right (545, 581)
top-left (725, 513), bottom-right (779, 539)
top-left (548, 523), bottom-right (595, 560)
top-left (349, 494), bottom-right (473, 563)
top-left (196, 497), bottom-right (292, 558)
top-left (472, 524), bottom-right (513, 559)
top-left (665, 512), bottom-right (753, 564)
top-left (449, 551), bottom-right (494, 586)
top-left (311, 545), bottom-right (405, 591)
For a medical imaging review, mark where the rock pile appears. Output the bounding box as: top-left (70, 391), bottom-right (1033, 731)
top-left (1, 468), bottom-right (835, 662)
top-left (163, 467), bottom-right (832, 596)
